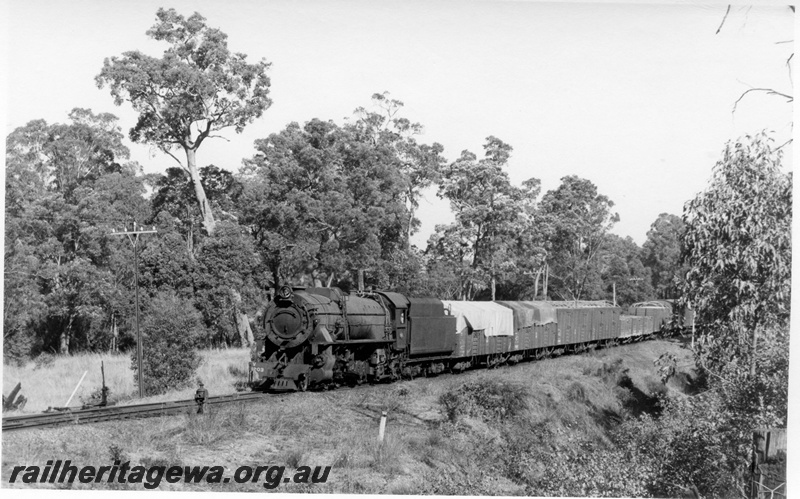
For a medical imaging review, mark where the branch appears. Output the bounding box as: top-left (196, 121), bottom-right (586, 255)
top-left (205, 134), bottom-right (230, 142)
top-left (772, 138), bottom-right (794, 153)
top-left (715, 5), bottom-right (731, 35)
top-left (160, 146), bottom-right (188, 172)
top-left (732, 87), bottom-right (793, 114)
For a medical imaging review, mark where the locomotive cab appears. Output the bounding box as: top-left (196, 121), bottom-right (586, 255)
top-left (374, 291), bottom-right (410, 350)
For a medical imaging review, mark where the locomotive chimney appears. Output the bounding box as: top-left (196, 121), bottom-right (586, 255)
top-left (358, 269), bottom-right (365, 292)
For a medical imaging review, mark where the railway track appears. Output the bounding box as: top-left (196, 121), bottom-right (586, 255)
top-left (2, 391), bottom-right (273, 432)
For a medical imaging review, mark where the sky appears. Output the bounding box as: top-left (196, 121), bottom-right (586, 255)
top-left (1, 0), bottom-right (794, 249)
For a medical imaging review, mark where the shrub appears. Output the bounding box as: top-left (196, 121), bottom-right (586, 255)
top-left (108, 444), bottom-right (127, 463)
top-left (370, 435), bottom-right (405, 474)
top-left (132, 292), bottom-right (208, 395)
top-left (439, 378), bottom-right (529, 421)
top-left (80, 385), bottom-right (114, 407)
top-left (227, 364), bottom-right (248, 378)
top-left (183, 403), bottom-right (247, 445)
top-left (439, 391), bottom-right (464, 422)
top-left (33, 352), bottom-right (56, 370)
top-left (566, 381), bottom-right (587, 403)
top-left (594, 358), bottom-right (628, 385)
top-left (283, 449), bottom-right (304, 468)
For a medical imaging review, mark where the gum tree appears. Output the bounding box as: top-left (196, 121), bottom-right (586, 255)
top-left (681, 132), bottom-right (791, 378)
top-left (353, 92), bottom-right (446, 247)
top-left (642, 213), bottom-right (686, 298)
top-left (539, 176), bottom-right (619, 301)
top-left (4, 110), bottom-right (148, 355)
top-left (431, 137), bottom-right (529, 300)
top-left (97, 8), bottom-right (272, 235)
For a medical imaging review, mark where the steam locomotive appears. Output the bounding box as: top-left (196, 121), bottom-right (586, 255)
top-left (248, 285), bottom-right (688, 391)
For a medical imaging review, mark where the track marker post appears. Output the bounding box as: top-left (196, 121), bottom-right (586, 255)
top-left (378, 411), bottom-right (388, 442)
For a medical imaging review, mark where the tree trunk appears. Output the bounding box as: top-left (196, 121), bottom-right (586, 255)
top-left (60, 316), bottom-right (73, 355)
top-left (110, 314), bottom-right (118, 353)
top-left (235, 311), bottom-right (254, 347)
top-left (271, 265), bottom-right (281, 291)
top-left (59, 331), bottom-right (69, 355)
top-left (543, 263), bottom-right (549, 298)
top-left (230, 289), bottom-right (254, 347)
top-left (186, 205), bottom-right (195, 259)
top-left (406, 205), bottom-right (414, 251)
top-left (491, 275), bottom-right (496, 301)
top-left (185, 147), bottom-right (216, 235)
top-left (750, 326), bottom-right (758, 377)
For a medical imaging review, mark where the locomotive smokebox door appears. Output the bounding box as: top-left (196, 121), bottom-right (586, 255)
top-left (273, 307), bottom-right (303, 339)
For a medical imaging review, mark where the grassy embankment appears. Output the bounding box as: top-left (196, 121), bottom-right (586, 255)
top-left (2, 348), bottom-right (251, 413)
top-left (2, 339), bottom-right (696, 494)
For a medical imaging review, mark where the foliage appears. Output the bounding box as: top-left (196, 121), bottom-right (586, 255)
top-left (429, 137), bottom-right (532, 300)
top-left (97, 7), bottom-right (272, 235)
top-left (191, 221), bottom-right (263, 345)
top-left (539, 175), bottom-right (619, 301)
top-left (681, 131), bottom-right (791, 377)
top-left (132, 292), bottom-right (207, 395)
top-left (149, 164), bottom-right (244, 254)
top-left (627, 131), bottom-right (794, 498)
top-left (642, 213), bottom-right (687, 298)
top-left (518, 434), bottom-right (653, 497)
top-left (617, 335), bottom-right (788, 499)
top-left (136, 220), bottom-right (262, 347)
top-left (598, 234), bottom-right (654, 306)
top-left (439, 378), bottom-right (529, 422)
top-left (240, 114), bottom-right (414, 289)
top-left (4, 110), bottom-right (148, 356)
top-left (352, 92), bottom-right (446, 246)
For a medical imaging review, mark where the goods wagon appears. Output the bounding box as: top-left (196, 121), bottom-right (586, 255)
top-left (443, 301), bottom-right (515, 364)
top-left (628, 300), bottom-right (674, 333)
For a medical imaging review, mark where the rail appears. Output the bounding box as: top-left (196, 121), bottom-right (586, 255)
top-left (2, 391), bottom-right (272, 432)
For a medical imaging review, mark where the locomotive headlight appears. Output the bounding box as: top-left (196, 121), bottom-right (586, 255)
top-left (276, 285), bottom-right (294, 304)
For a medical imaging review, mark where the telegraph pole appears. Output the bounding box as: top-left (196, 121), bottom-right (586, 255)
top-left (111, 222), bottom-right (157, 398)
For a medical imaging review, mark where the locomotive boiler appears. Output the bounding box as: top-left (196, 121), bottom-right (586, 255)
top-left (250, 286), bottom-right (413, 390)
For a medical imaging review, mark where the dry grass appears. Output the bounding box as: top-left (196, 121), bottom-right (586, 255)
top-left (2, 339), bottom-right (695, 493)
top-left (3, 348), bottom-right (251, 413)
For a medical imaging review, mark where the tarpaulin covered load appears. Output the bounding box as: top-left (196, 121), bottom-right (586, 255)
top-left (628, 300), bottom-right (672, 315)
top-left (546, 300), bottom-right (616, 308)
top-left (495, 301), bottom-right (557, 330)
top-left (442, 301), bottom-right (515, 337)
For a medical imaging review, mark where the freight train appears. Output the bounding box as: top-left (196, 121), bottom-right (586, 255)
top-left (248, 286), bottom-right (690, 391)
